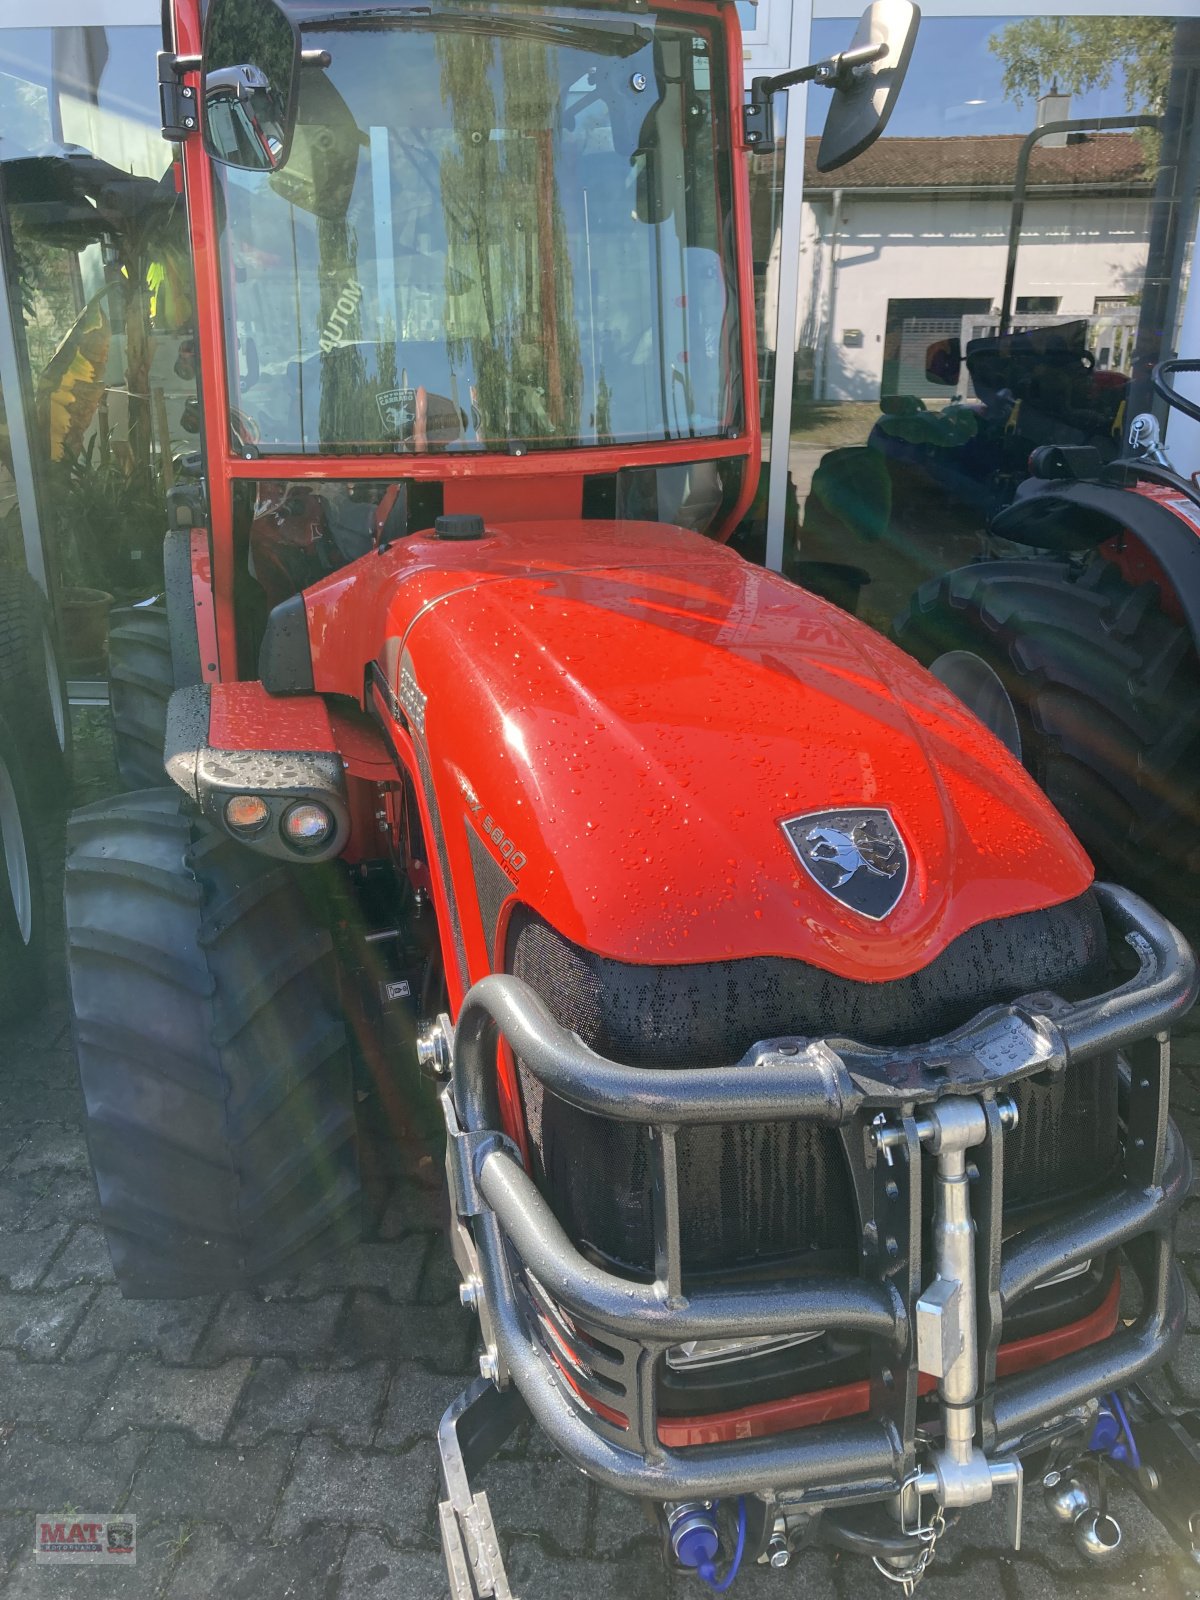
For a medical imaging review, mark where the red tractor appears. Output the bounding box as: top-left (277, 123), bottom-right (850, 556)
top-left (62, 0), bottom-right (1200, 1590)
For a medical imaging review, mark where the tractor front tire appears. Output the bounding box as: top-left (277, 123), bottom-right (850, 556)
top-left (108, 605), bottom-right (174, 790)
top-left (894, 556), bottom-right (1200, 921)
top-left (0, 714), bottom-right (46, 1025)
top-left (0, 567), bottom-right (73, 806)
top-left (65, 789), bottom-right (361, 1296)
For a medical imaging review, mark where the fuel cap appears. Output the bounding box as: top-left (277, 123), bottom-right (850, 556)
top-left (434, 513), bottom-right (485, 541)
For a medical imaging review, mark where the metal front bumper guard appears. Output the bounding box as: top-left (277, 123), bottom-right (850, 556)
top-left (434, 884), bottom-right (1196, 1596)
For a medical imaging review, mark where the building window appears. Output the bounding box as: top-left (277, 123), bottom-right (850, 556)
top-left (1015, 296), bottom-right (1061, 314)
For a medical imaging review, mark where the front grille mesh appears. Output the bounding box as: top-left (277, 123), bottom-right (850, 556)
top-left (1004, 1060), bottom-right (1120, 1211)
top-left (508, 892), bottom-right (1115, 1278)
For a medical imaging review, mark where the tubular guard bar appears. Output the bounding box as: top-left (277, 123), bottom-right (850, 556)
top-left (437, 883), bottom-right (1196, 1593)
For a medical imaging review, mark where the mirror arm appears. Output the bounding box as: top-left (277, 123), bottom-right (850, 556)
top-left (761, 41), bottom-right (889, 99)
top-left (744, 40), bottom-right (888, 151)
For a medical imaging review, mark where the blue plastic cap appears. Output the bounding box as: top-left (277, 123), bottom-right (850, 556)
top-left (1089, 1406), bottom-right (1121, 1454)
top-left (675, 1523), bottom-right (720, 1570)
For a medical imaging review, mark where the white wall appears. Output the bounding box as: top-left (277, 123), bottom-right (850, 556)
top-left (795, 191), bottom-right (1152, 402)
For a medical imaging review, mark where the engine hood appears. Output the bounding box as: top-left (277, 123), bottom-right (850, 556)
top-left (358, 522), bottom-right (1093, 981)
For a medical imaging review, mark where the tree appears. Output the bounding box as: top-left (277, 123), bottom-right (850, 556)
top-left (437, 32), bottom-right (582, 444)
top-left (988, 18), bottom-right (1176, 115)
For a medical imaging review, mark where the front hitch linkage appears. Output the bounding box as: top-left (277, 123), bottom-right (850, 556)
top-left (876, 1097), bottom-right (1025, 1562)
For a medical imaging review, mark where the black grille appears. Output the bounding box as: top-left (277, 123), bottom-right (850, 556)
top-left (508, 891), bottom-right (1116, 1279)
top-left (465, 821), bottom-right (514, 957)
top-left (1004, 1060), bottom-right (1120, 1214)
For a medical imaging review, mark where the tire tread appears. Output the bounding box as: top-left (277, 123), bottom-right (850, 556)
top-left (894, 555), bottom-right (1200, 916)
top-left (65, 789), bottom-right (360, 1296)
top-left (108, 605), bottom-right (174, 790)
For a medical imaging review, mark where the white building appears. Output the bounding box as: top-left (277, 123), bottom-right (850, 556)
top-left (763, 128), bottom-right (1152, 404)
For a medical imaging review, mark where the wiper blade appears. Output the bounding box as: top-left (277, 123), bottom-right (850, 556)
top-left (305, 8), bottom-right (652, 57)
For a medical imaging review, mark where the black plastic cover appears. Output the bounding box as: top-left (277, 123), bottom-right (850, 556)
top-left (163, 526), bottom-right (204, 686)
top-left (259, 593), bottom-right (314, 695)
top-left (990, 479), bottom-right (1200, 658)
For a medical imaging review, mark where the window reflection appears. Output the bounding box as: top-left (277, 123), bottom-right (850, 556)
top-left (0, 25), bottom-right (199, 601)
top-left (783, 13), bottom-right (1199, 635)
top-left (0, 374), bottom-right (18, 568)
top-left (731, 98), bottom-right (786, 565)
top-left (247, 479), bottom-right (397, 610)
top-left (242, 456), bottom-right (748, 612)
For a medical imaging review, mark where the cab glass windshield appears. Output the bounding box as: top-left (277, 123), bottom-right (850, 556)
top-left (213, 3), bottom-right (741, 455)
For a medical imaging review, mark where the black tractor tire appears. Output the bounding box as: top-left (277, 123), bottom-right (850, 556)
top-left (0, 567), bottom-right (73, 806)
top-left (65, 789), bottom-right (361, 1296)
top-left (0, 713), bottom-right (46, 1025)
top-left (894, 555), bottom-right (1200, 920)
top-left (108, 605), bottom-right (174, 789)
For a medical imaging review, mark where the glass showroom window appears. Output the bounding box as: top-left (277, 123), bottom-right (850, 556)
top-left (780, 10), bottom-right (1200, 632)
top-left (0, 22), bottom-right (200, 642)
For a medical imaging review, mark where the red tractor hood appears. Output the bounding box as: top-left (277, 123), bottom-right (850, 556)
top-left (313, 521), bottom-right (1092, 981)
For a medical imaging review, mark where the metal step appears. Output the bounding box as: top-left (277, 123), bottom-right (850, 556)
top-left (68, 679), bottom-right (109, 708)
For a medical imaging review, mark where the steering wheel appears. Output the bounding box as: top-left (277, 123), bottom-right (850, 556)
top-left (1151, 358), bottom-right (1200, 427)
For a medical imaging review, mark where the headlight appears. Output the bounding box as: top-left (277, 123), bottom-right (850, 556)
top-left (665, 1331), bottom-right (823, 1371)
top-left (280, 800), bottom-right (335, 851)
top-left (224, 794), bottom-right (270, 834)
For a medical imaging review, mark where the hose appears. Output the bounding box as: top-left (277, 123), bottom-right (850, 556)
top-left (1108, 1390), bottom-right (1141, 1471)
top-left (699, 1499), bottom-right (746, 1593)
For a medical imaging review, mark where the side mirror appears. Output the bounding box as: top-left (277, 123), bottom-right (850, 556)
top-left (201, 0), bottom-right (300, 172)
top-left (818, 0), bottom-right (919, 172)
top-left (925, 336), bottom-right (962, 386)
top-left (745, 0), bottom-right (919, 167)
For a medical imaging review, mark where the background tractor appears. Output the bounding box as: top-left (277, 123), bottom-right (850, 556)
top-left (895, 359), bottom-right (1200, 938)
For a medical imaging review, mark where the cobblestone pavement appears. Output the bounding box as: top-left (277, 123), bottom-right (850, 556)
top-left (1, 718), bottom-right (1199, 1598)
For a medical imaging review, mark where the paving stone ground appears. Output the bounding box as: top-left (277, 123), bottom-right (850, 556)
top-left (1, 712), bottom-right (1199, 1598)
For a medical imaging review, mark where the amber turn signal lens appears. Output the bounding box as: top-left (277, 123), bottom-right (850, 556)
top-left (281, 801), bottom-right (335, 849)
top-left (224, 794), bottom-right (270, 833)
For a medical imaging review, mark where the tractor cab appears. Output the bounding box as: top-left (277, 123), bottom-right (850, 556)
top-left (159, 0), bottom-right (916, 665)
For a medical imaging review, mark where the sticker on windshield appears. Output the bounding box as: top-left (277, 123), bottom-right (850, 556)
top-left (318, 278), bottom-right (364, 354)
top-left (377, 387), bottom-right (417, 442)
